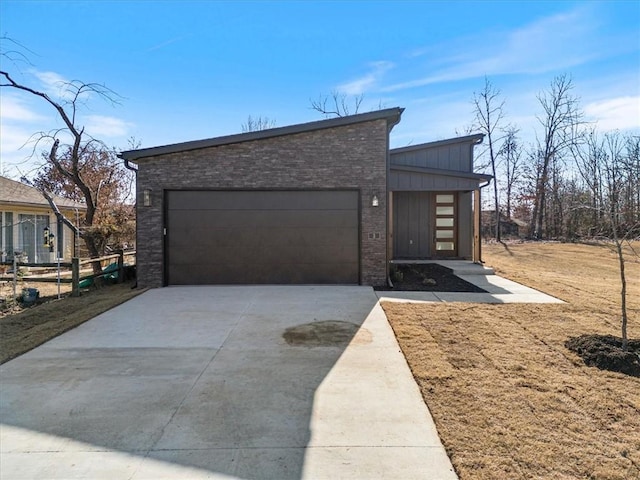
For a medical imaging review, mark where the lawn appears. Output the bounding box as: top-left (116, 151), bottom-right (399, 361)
top-left (0, 281), bottom-right (145, 364)
top-left (383, 242), bottom-right (640, 480)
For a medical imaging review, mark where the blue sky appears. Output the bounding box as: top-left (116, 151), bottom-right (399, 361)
top-left (1, 0), bottom-right (639, 179)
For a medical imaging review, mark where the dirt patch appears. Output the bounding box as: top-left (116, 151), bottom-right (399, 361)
top-left (382, 242), bottom-right (640, 479)
top-left (375, 263), bottom-right (487, 292)
top-left (0, 281), bottom-right (145, 364)
top-left (283, 320), bottom-right (364, 347)
top-left (1, 280), bottom-right (73, 317)
top-left (566, 334), bottom-right (640, 376)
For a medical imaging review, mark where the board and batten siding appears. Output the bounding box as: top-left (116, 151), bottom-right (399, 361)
top-left (388, 135), bottom-right (483, 192)
top-left (388, 135), bottom-right (484, 260)
top-left (390, 141), bottom-right (472, 171)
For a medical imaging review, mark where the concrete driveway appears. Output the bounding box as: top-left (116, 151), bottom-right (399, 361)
top-left (0, 286), bottom-right (456, 479)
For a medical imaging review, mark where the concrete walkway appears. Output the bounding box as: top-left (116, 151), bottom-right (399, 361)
top-left (0, 286), bottom-right (457, 480)
top-left (379, 261), bottom-right (564, 304)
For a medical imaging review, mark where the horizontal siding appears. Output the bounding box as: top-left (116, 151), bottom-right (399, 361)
top-left (389, 171), bottom-right (480, 191)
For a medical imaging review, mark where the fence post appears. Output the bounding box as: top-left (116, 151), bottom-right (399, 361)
top-left (72, 257), bottom-right (80, 297)
top-left (13, 254), bottom-right (18, 300)
top-left (117, 250), bottom-right (124, 284)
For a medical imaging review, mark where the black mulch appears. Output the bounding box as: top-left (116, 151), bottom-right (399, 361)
top-left (565, 334), bottom-right (640, 377)
top-left (374, 263), bottom-right (487, 293)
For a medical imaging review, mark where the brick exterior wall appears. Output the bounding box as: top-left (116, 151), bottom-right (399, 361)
top-left (136, 119), bottom-right (390, 288)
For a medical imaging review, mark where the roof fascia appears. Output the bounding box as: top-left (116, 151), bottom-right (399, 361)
top-left (390, 164), bottom-right (493, 181)
top-left (390, 133), bottom-right (484, 155)
top-left (0, 200), bottom-right (87, 211)
top-left (120, 107), bottom-right (404, 161)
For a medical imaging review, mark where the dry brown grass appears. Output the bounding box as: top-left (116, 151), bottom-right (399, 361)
top-left (382, 241), bottom-right (640, 480)
top-left (0, 281), bottom-right (145, 364)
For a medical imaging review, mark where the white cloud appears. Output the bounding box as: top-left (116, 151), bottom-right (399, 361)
top-left (31, 70), bottom-right (76, 99)
top-left (0, 123), bottom-right (39, 153)
top-left (0, 123), bottom-right (50, 178)
top-left (382, 5), bottom-right (608, 92)
top-left (146, 36), bottom-right (187, 52)
top-left (584, 96), bottom-right (640, 132)
top-left (83, 115), bottom-right (133, 138)
top-left (337, 61), bottom-right (394, 95)
top-left (0, 95), bottom-right (46, 122)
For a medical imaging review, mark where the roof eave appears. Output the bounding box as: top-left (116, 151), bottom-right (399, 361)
top-left (390, 133), bottom-right (484, 155)
top-left (0, 200), bottom-right (87, 211)
top-left (119, 107), bottom-right (404, 161)
top-left (390, 164), bottom-right (493, 181)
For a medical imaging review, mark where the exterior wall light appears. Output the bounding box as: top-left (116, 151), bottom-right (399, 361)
top-left (143, 189), bottom-right (152, 207)
top-left (371, 194), bottom-right (379, 207)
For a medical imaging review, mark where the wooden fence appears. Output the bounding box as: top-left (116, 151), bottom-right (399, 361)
top-left (0, 250), bottom-right (136, 299)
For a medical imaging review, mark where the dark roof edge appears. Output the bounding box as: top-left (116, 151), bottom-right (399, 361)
top-left (0, 176), bottom-right (87, 210)
top-left (120, 107), bottom-right (404, 161)
top-left (390, 133), bottom-right (484, 154)
top-left (2, 199), bottom-right (87, 211)
top-left (390, 164), bottom-right (493, 181)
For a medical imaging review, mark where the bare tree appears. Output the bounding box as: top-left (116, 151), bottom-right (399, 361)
top-left (241, 115), bottom-right (276, 132)
top-left (1, 66), bottom-right (125, 273)
top-left (498, 127), bottom-right (523, 220)
top-left (573, 129), bottom-right (605, 235)
top-left (600, 132), bottom-right (638, 349)
top-left (529, 74), bottom-right (585, 239)
top-left (473, 77), bottom-right (505, 241)
top-left (621, 135), bottom-right (640, 230)
top-left (310, 90), bottom-right (364, 117)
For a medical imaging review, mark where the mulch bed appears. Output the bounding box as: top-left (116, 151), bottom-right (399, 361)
top-left (375, 263), bottom-right (487, 293)
top-left (565, 334), bottom-right (640, 377)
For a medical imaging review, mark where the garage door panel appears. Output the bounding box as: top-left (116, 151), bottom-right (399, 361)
top-left (169, 262), bottom-right (359, 285)
top-left (168, 243), bottom-right (359, 267)
top-left (168, 209), bottom-right (358, 230)
top-left (166, 190), bottom-right (359, 284)
top-left (168, 190), bottom-right (358, 211)
top-left (167, 226), bottom-right (358, 250)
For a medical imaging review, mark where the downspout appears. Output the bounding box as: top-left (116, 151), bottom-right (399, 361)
top-left (475, 178), bottom-right (492, 263)
top-left (385, 109), bottom-right (404, 288)
top-left (122, 157), bottom-right (138, 287)
top-left (471, 134), bottom-right (490, 264)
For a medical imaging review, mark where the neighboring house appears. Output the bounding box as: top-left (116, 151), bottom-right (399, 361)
top-left (0, 176), bottom-right (85, 263)
top-left (119, 108), bottom-right (490, 288)
top-left (481, 210), bottom-right (523, 238)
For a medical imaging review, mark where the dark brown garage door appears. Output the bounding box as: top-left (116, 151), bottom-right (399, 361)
top-left (166, 190), bottom-right (359, 285)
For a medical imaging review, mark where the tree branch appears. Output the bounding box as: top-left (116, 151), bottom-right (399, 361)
top-left (40, 189), bottom-right (80, 236)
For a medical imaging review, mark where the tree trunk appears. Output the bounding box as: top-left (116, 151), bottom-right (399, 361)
top-left (84, 235), bottom-right (103, 275)
top-left (614, 237), bottom-right (628, 350)
top-left (533, 177), bottom-right (546, 239)
top-left (493, 162), bottom-right (500, 242)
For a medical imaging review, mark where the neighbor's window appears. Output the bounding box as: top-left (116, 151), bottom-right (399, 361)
top-left (18, 214), bottom-right (50, 263)
top-left (1, 212), bottom-right (14, 259)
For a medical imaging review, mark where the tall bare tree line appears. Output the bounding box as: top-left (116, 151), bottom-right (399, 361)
top-left (473, 74), bottom-right (640, 243)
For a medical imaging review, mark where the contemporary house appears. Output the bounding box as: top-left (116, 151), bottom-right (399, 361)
top-left (120, 108), bottom-right (490, 288)
top-left (0, 176), bottom-right (85, 263)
